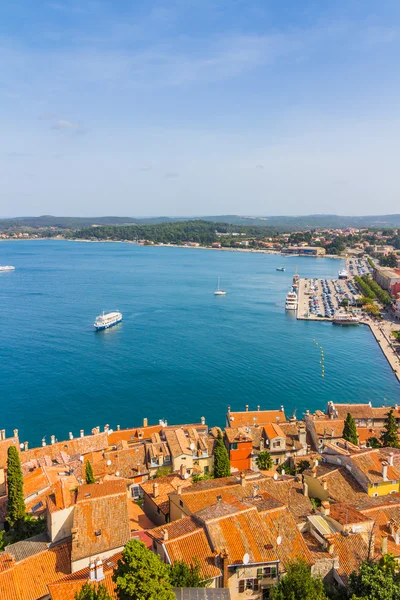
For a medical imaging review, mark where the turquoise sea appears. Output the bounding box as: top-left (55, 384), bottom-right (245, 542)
top-left (0, 241), bottom-right (399, 446)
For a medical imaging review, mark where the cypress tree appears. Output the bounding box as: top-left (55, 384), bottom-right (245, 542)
top-left (381, 409), bottom-right (400, 448)
top-left (6, 445), bottom-right (25, 527)
top-left (342, 412), bottom-right (358, 446)
top-left (85, 460), bottom-right (96, 484)
top-left (213, 430), bottom-right (231, 478)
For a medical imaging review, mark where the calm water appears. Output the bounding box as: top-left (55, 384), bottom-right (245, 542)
top-left (0, 241), bottom-right (398, 446)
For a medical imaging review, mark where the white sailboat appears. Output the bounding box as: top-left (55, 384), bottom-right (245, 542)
top-left (214, 277), bottom-right (226, 296)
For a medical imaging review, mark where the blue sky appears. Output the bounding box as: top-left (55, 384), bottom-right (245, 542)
top-left (1, 0), bottom-right (400, 217)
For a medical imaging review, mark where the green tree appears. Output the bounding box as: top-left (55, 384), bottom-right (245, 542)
top-left (270, 558), bottom-right (328, 600)
top-left (380, 410), bottom-right (400, 448)
top-left (75, 582), bottom-right (114, 600)
top-left (169, 559), bottom-right (206, 588)
top-left (297, 460), bottom-right (311, 473)
top-left (6, 446), bottom-right (25, 527)
top-left (213, 430), bottom-right (231, 479)
top-left (256, 451), bottom-right (273, 470)
top-left (348, 556), bottom-right (400, 600)
top-left (343, 413), bottom-right (358, 446)
top-left (366, 437), bottom-right (381, 449)
top-left (85, 460), bottom-right (96, 484)
top-left (113, 539), bottom-right (175, 600)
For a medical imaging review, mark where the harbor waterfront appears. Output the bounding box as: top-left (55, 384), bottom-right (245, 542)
top-left (1, 240), bottom-right (399, 447)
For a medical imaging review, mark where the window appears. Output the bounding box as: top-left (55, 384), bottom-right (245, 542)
top-left (164, 455), bottom-right (171, 463)
top-left (274, 440), bottom-right (281, 448)
top-left (157, 507), bottom-right (161, 514)
top-left (245, 579), bottom-right (259, 591)
top-left (392, 481), bottom-right (397, 485)
top-left (275, 458), bottom-right (280, 465)
top-left (263, 566), bottom-right (277, 578)
top-left (204, 466), bottom-right (209, 474)
top-left (238, 580), bottom-right (245, 594)
top-left (230, 443), bottom-right (238, 450)
top-left (150, 457), bottom-right (158, 467)
top-left (95, 530), bottom-right (101, 537)
top-left (179, 499), bottom-right (184, 507)
top-left (372, 493), bottom-right (378, 497)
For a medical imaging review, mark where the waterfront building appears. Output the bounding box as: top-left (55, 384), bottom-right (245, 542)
top-left (140, 472), bottom-right (192, 526)
top-left (224, 427), bottom-right (254, 471)
top-left (373, 266), bottom-right (400, 294)
top-left (226, 405), bottom-right (286, 429)
top-left (281, 246), bottom-right (326, 256)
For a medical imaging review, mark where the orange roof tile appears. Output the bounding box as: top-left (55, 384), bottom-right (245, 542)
top-left (326, 532), bottom-right (369, 583)
top-left (23, 467), bottom-right (51, 499)
top-left (164, 528), bottom-right (220, 581)
top-left (140, 475), bottom-right (192, 515)
top-left (329, 503), bottom-right (372, 526)
top-left (263, 423), bottom-right (285, 440)
top-left (351, 450), bottom-right (400, 484)
top-left (72, 484), bottom-right (130, 563)
top-left (227, 409), bottom-right (286, 428)
top-left (263, 506), bottom-right (313, 568)
top-left (22, 432), bottom-right (108, 464)
top-left (0, 554), bottom-right (19, 600)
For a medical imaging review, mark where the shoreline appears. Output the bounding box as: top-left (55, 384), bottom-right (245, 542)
top-left (0, 237), bottom-right (343, 259)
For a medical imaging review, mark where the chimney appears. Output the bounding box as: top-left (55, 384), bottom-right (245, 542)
top-left (153, 482), bottom-right (159, 498)
top-left (162, 528), bottom-right (169, 541)
top-left (201, 416), bottom-right (206, 425)
top-left (328, 542), bottom-right (335, 555)
top-left (95, 557), bottom-right (104, 581)
top-left (0, 430), bottom-right (5, 441)
top-left (331, 428), bottom-right (335, 438)
top-left (381, 533), bottom-right (388, 556)
top-left (143, 418), bottom-right (148, 427)
top-left (303, 480), bottom-right (309, 497)
top-left (104, 424), bottom-right (109, 433)
top-left (227, 406), bottom-right (231, 412)
top-left (305, 410), bottom-right (310, 416)
top-left (89, 559), bottom-right (96, 581)
top-left (23, 441), bottom-right (28, 452)
top-left (257, 405), bottom-right (260, 411)
top-left (240, 472), bottom-right (246, 487)
top-left (280, 405), bottom-right (284, 412)
top-left (321, 500), bottom-right (330, 516)
top-left (13, 429), bottom-right (18, 439)
top-left (221, 551), bottom-right (229, 588)
top-left (51, 435), bottom-right (55, 445)
top-left (80, 429), bottom-right (84, 438)
top-left (322, 479), bottom-right (328, 491)
top-left (42, 437), bottom-right (46, 447)
top-left (389, 453), bottom-right (394, 467)
top-left (69, 432), bottom-right (73, 440)
top-left (312, 466), bottom-right (317, 478)
top-left (177, 483), bottom-right (182, 496)
top-left (382, 461), bottom-right (388, 481)
top-left (245, 405), bottom-right (249, 412)
top-left (298, 426), bottom-right (307, 446)
top-left (180, 464), bottom-right (187, 480)
top-left (71, 527), bottom-right (78, 541)
top-left (117, 425), bottom-right (120, 431)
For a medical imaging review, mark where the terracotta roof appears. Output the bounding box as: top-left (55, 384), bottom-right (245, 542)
top-left (202, 505), bottom-right (278, 565)
top-left (263, 506), bottom-right (313, 568)
top-left (46, 479), bottom-right (77, 514)
top-left (179, 484), bottom-right (247, 514)
top-left (263, 423), bottom-right (285, 440)
top-left (224, 428), bottom-right (253, 444)
top-left (326, 532), bottom-right (369, 583)
top-left (329, 503), bottom-right (372, 526)
top-left (351, 450), bottom-right (400, 484)
top-left (140, 475), bottom-right (192, 515)
top-left (0, 435), bottom-right (19, 469)
top-left (313, 420), bottom-right (345, 439)
top-left (23, 467), bottom-right (51, 499)
top-left (164, 529), bottom-right (221, 581)
top-left (72, 483), bottom-right (130, 563)
top-left (328, 403), bottom-right (399, 421)
top-left (101, 445), bottom-right (148, 479)
top-left (22, 432), bottom-right (109, 463)
top-left (76, 480), bottom-right (126, 503)
top-left (5, 533), bottom-right (50, 562)
top-left (0, 542), bottom-right (72, 600)
top-left (250, 478), bottom-right (313, 523)
top-left (152, 517), bottom-right (201, 541)
top-left (363, 507), bottom-right (400, 557)
top-left (227, 409), bottom-right (286, 428)
top-left (48, 552), bottom-right (121, 600)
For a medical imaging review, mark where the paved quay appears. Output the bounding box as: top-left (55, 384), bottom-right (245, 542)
top-left (362, 317), bottom-right (400, 383)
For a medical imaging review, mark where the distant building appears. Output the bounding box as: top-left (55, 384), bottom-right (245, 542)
top-left (281, 246), bottom-right (326, 256)
top-left (373, 267), bottom-right (400, 295)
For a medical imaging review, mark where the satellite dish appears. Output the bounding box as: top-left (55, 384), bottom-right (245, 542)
top-left (116, 471), bottom-right (120, 477)
top-left (190, 443), bottom-right (195, 451)
top-left (107, 460), bottom-right (112, 466)
top-left (184, 472), bottom-right (190, 480)
top-left (230, 417), bottom-right (234, 421)
top-left (243, 553), bottom-right (250, 565)
top-left (315, 459), bottom-right (319, 467)
top-left (19, 443), bottom-right (24, 450)
top-left (80, 455), bottom-right (84, 463)
top-left (276, 536), bottom-right (282, 546)
top-left (273, 473), bottom-right (278, 480)
top-left (281, 469), bottom-right (285, 476)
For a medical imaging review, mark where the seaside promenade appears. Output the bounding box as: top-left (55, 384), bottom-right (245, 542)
top-left (363, 316), bottom-right (400, 383)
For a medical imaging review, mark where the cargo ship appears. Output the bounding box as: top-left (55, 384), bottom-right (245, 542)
top-left (94, 311), bottom-right (123, 330)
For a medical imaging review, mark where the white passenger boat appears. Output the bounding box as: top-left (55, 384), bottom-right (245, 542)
top-left (332, 313), bottom-right (360, 326)
top-left (285, 289), bottom-right (298, 311)
top-left (338, 269), bottom-right (348, 280)
top-left (94, 311), bottom-right (123, 330)
top-left (214, 278), bottom-right (226, 296)
top-left (0, 266), bottom-right (15, 271)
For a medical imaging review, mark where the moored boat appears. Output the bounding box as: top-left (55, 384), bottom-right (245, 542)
top-left (332, 312), bottom-right (360, 326)
top-left (0, 265), bottom-right (15, 271)
top-left (285, 288), bottom-right (298, 311)
top-left (214, 277), bottom-right (227, 296)
top-left (276, 267), bottom-right (285, 272)
top-left (94, 311), bottom-right (123, 330)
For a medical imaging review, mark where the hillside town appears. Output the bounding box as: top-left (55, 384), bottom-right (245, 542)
top-left (3, 402), bottom-right (400, 598)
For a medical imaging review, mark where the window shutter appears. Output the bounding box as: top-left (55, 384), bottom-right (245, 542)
top-left (257, 568), bottom-right (262, 579)
top-left (238, 580), bottom-right (245, 593)
top-left (253, 579), bottom-right (259, 591)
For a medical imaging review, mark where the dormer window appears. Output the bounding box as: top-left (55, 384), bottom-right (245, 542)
top-left (95, 530), bottom-right (101, 537)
